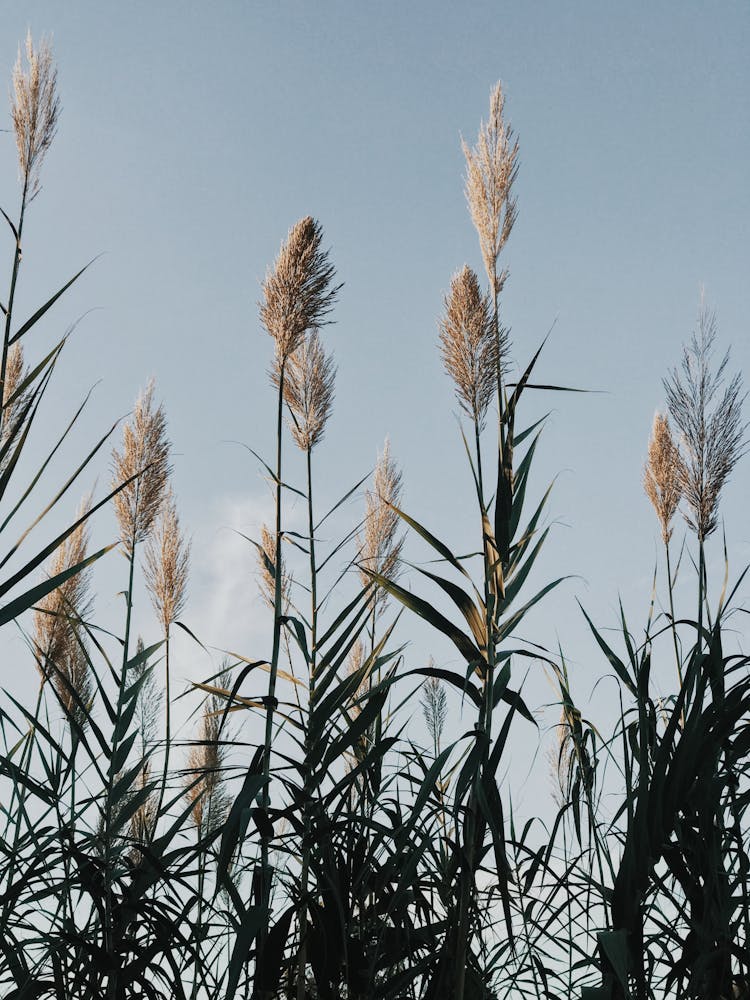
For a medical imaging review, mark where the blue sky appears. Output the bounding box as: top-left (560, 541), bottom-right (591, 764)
top-left (1, 2), bottom-right (748, 815)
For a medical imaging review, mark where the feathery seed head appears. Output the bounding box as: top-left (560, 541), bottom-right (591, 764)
top-left (33, 497), bottom-right (93, 722)
top-left (11, 32), bottom-right (60, 198)
top-left (144, 486), bottom-right (190, 633)
top-left (272, 328), bottom-right (336, 451)
top-left (439, 265), bottom-right (507, 430)
top-left (111, 380), bottom-right (171, 555)
top-left (643, 413), bottom-right (683, 544)
top-left (663, 304), bottom-right (746, 541)
top-left (357, 439), bottom-right (404, 611)
top-left (420, 668), bottom-right (448, 757)
top-left (260, 217), bottom-right (341, 362)
top-left (256, 523), bottom-right (291, 611)
top-left (1, 342), bottom-right (30, 460)
top-left (462, 82), bottom-right (518, 294)
top-left (185, 666), bottom-right (231, 834)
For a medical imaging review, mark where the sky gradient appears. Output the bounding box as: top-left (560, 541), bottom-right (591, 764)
top-left (1, 2), bottom-right (748, 814)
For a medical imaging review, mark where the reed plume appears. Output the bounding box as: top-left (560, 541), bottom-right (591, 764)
top-left (420, 669), bottom-right (447, 758)
top-left (272, 329), bottom-right (336, 451)
top-left (462, 82), bottom-right (518, 297)
top-left (111, 380), bottom-right (171, 554)
top-left (11, 31), bottom-right (60, 198)
top-left (547, 710), bottom-right (573, 810)
top-left (260, 217), bottom-right (341, 362)
top-left (144, 487), bottom-right (190, 632)
top-left (130, 635), bottom-right (161, 755)
top-left (643, 413), bottom-right (683, 544)
top-left (185, 670), bottom-right (231, 836)
top-left (357, 439), bottom-right (404, 612)
top-left (128, 761), bottom-right (157, 865)
top-left (33, 497), bottom-right (93, 721)
top-left (2, 343), bottom-right (28, 425)
top-left (256, 523), bottom-right (291, 611)
top-left (663, 304), bottom-right (746, 542)
top-left (439, 265), bottom-right (506, 431)
top-left (1, 343), bottom-right (30, 469)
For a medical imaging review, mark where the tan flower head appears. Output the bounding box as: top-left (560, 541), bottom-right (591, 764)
top-left (260, 217), bottom-right (341, 362)
top-left (643, 413), bottom-right (683, 544)
top-left (144, 486), bottom-right (191, 633)
top-left (33, 496), bottom-right (93, 722)
top-left (439, 265), bottom-right (507, 430)
top-left (111, 380), bottom-right (171, 555)
top-left (357, 439), bottom-right (404, 611)
top-left (272, 328), bottom-right (336, 451)
top-left (185, 666), bottom-right (231, 834)
top-left (1, 342), bottom-right (30, 455)
top-left (462, 82), bottom-right (519, 295)
top-left (11, 32), bottom-right (60, 198)
top-left (664, 304), bottom-right (746, 541)
top-left (256, 523), bottom-right (291, 611)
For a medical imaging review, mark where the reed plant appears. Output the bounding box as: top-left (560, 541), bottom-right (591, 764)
top-left (0, 33), bottom-right (749, 1000)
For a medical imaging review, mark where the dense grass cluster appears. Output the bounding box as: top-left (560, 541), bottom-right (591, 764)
top-left (1, 35), bottom-right (748, 1000)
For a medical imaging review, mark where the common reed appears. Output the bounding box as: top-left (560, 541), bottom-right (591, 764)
top-left (256, 522), bottom-right (291, 611)
top-left (185, 672), bottom-right (231, 837)
top-left (663, 304), bottom-right (746, 543)
top-left (260, 217), bottom-right (341, 363)
top-left (643, 413), bottom-right (683, 545)
top-left (462, 82), bottom-right (518, 300)
top-left (33, 496), bottom-right (93, 719)
top-left (144, 485), bottom-right (190, 830)
top-left (420, 672), bottom-right (448, 759)
top-left (1, 33), bottom-right (59, 446)
top-left (144, 486), bottom-right (190, 632)
top-left (257, 217), bottom-right (340, 998)
top-left (111, 380), bottom-right (171, 555)
top-left (11, 32), bottom-right (60, 200)
top-left (274, 328), bottom-right (336, 452)
top-left (439, 265), bottom-right (502, 433)
top-left (357, 439), bottom-right (404, 615)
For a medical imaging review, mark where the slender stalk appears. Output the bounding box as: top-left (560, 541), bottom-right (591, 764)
top-left (0, 176), bottom-right (28, 444)
top-left (152, 631), bottom-right (172, 834)
top-left (104, 523), bottom-right (137, 1000)
top-left (258, 355), bottom-right (286, 995)
top-left (296, 444), bottom-right (317, 1000)
top-left (664, 542), bottom-right (685, 728)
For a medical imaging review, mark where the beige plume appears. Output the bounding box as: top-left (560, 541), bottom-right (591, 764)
top-left (462, 82), bottom-right (519, 296)
top-left (111, 380), bottom-right (171, 555)
top-left (260, 217), bottom-right (341, 362)
top-left (11, 32), bottom-right (60, 197)
top-left (143, 486), bottom-right (190, 633)
top-left (272, 329), bottom-right (336, 451)
top-left (33, 497), bottom-right (93, 723)
top-left (357, 440), bottom-right (404, 611)
top-left (439, 265), bottom-right (507, 430)
top-left (643, 413), bottom-right (683, 544)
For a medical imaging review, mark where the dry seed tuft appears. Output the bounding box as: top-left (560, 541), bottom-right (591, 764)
top-left (260, 217), bottom-right (341, 362)
top-left (643, 413), bottom-right (683, 544)
top-left (33, 497), bottom-right (93, 722)
top-left (111, 380), bottom-right (171, 555)
top-left (144, 486), bottom-right (190, 633)
top-left (256, 523), bottom-right (291, 611)
top-left (420, 668), bottom-right (448, 757)
top-left (462, 82), bottom-right (518, 295)
top-left (11, 32), bottom-right (60, 197)
top-left (664, 305), bottom-right (746, 541)
top-left (1, 342), bottom-right (30, 457)
top-left (357, 439), bottom-right (404, 611)
top-left (439, 265), bottom-right (507, 430)
top-left (184, 670), bottom-right (231, 834)
top-left (272, 328), bottom-right (336, 451)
